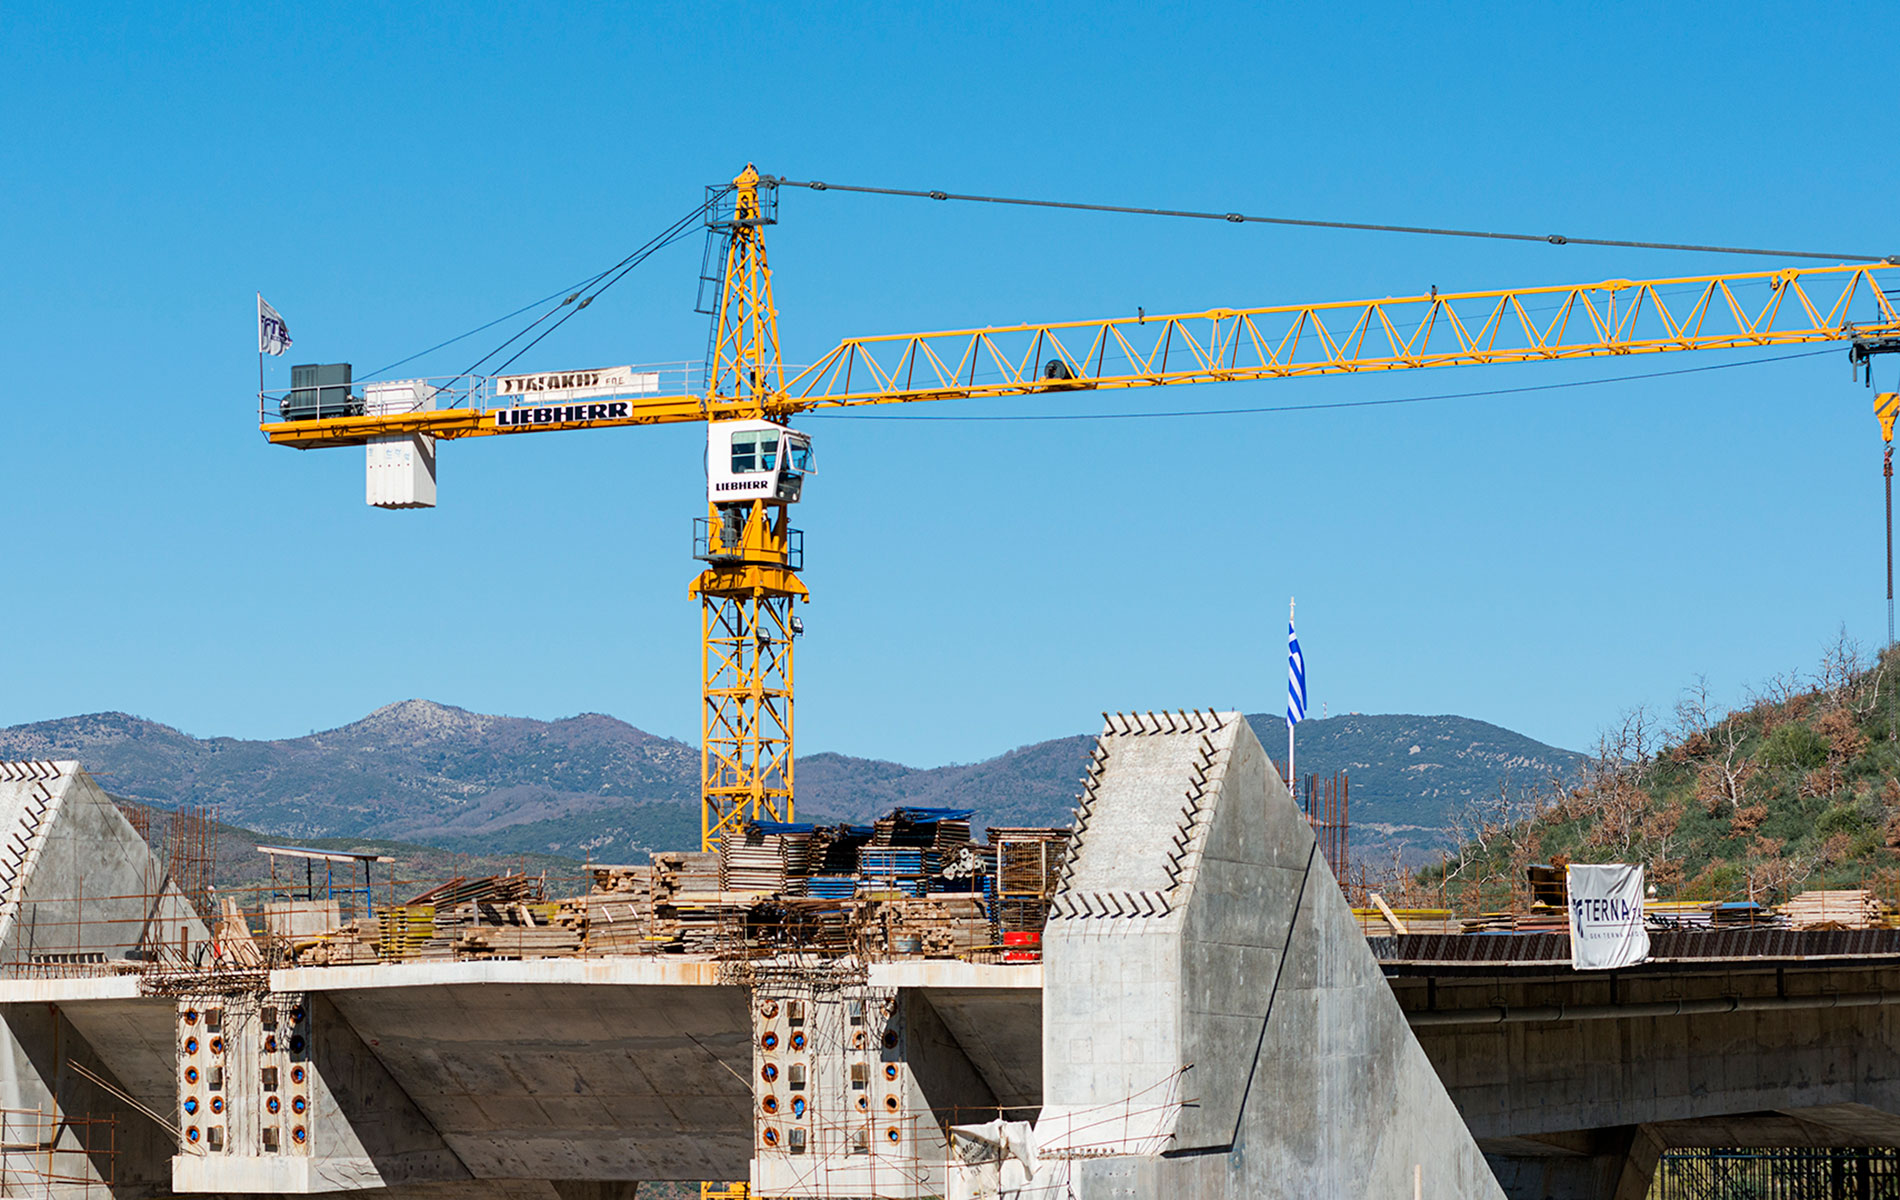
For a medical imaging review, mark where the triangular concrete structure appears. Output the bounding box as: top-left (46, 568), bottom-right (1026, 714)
top-left (0, 760), bottom-right (211, 1199)
top-left (1040, 712), bottom-right (1505, 1198)
top-left (0, 760), bottom-right (205, 969)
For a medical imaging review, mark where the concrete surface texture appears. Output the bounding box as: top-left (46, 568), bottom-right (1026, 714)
top-left (0, 762), bottom-right (211, 1200)
top-left (170, 991), bottom-right (472, 1194)
top-left (316, 979), bottom-right (754, 1183)
top-left (1041, 710), bottom-right (1505, 1198)
top-left (1403, 963), bottom-right (1900, 1198)
top-left (747, 984), bottom-right (997, 1198)
top-left (0, 761), bottom-right (203, 967)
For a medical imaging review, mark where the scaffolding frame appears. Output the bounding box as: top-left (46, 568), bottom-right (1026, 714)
top-left (0, 1105), bottom-right (117, 1199)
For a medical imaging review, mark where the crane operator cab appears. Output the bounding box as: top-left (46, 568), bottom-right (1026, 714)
top-left (701, 419), bottom-right (814, 563)
top-left (706, 419), bottom-right (813, 505)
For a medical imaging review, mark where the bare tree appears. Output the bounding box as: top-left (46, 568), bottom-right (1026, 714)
top-left (1819, 624), bottom-right (1867, 701)
top-left (1694, 714), bottom-right (1754, 813)
top-left (1642, 801), bottom-right (1687, 892)
top-left (1754, 670), bottom-right (1808, 709)
top-left (1851, 658), bottom-right (1888, 720)
top-left (1579, 706), bottom-right (1660, 805)
top-left (1674, 675), bottom-right (1716, 745)
top-left (1745, 838), bottom-right (1827, 904)
top-left (1440, 774), bottom-right (1549, 907)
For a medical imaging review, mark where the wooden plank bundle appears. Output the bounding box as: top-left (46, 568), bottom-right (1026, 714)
top-left (652, 851), bottom-right (721, 898)
top-left (864, 896), bottom-right (991, 958)
top-left (560, 866), bottom-right (665, 954)
top-left (722, 834), bottom-right (789, 893)
top-left (294, 918), bottom-right (380, 966)
top-left (1782, 889), bottom-right (1884, 930)
top-left (454, 924), bottom-right (583, 958)
top-left (377, 905), bottom-right (437, 959)
top-left (1352, 908), bottom-right (1459, 936)
top-left (405, 872), bottom-right (545, 908)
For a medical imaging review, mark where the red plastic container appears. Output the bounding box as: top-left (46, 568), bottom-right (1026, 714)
top-left (1002, 931), bottom-right (1041, 962)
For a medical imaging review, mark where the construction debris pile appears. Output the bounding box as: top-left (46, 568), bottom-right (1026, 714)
top-left (288, 808), bottom-right (1070, 968)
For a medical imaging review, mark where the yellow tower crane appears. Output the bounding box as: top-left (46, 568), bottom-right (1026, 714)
top-left (258, 165), bottom-right (1900, 854)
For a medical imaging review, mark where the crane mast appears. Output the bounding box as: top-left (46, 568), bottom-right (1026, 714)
top-left (691, 167), bottom-right (806, 849)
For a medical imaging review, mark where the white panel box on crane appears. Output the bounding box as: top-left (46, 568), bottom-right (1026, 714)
top-left (364, 380), bottom-right (438, 509)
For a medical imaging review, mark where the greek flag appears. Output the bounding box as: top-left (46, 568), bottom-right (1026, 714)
top-left (1287, 620), bottom-right (1306, 726)
top-left (257, 293), bottom-right (292, 356)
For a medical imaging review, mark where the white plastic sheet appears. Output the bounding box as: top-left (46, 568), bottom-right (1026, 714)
top-left (949, 1120), bottom-right (1071, 1200)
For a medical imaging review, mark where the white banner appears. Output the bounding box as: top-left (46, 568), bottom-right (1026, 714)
top-left (493, 365), bottom-right (657, 402)
top-left (257, 293), bottom-right (292, 356)
top-left (1566, 863), bottom-right (1649, 970)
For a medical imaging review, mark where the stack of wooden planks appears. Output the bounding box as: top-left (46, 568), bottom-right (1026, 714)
top-left (294, 918), bottom-right (380, 965)
top-left (653, 851), bottom-right (722, 898)
top-left (1782, 889), bottom-right (1884, 930)
top-left (406, 872), bottom-right (545, 908)
top-left (454, 922), bottom-right (582, 958)
top-left (377, 905), bottom-right (438, 959)
top-left (214, 897), bottom-right (267, 969)
top-left (562, 865), bottom-right (662, 955)
top-left (1351, 906), bottom-right (1460, 936)
top-left (864, 896), bottom-right (992, 958)
top-left (450, 901), bottom-right (575, 959)
top-left (722, 833), bottom-right (789, 893)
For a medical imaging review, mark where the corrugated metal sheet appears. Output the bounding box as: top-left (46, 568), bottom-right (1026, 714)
top-left (1381, 928), bottom-right (1900, 965)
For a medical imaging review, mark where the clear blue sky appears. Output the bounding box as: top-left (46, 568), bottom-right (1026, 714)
top-left (4, 2), bottom-right (1898, 766)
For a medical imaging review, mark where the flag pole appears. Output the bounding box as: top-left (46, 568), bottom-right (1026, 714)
top-left (1288, 595), bottom-right (1296, 790)
top-left (256, 292), bottom-right (264, 401)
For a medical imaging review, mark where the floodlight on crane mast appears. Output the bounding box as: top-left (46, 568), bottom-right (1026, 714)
top-left (258, 165), bottom-right (1900, 856)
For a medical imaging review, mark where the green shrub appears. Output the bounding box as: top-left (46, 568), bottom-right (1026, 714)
top-left (1817, 801), bottom-right (1869, 838)
top-left (1756, 724), bottom-right (1829, 770)
top-left (1683, 859), bottom-right (1743, 899)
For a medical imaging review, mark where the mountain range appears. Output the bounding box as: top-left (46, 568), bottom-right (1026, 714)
top-left (0, 701), bottom-right (1584, 866)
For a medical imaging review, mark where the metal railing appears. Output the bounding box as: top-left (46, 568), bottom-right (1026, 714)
top-left (1653, 1147), bottom-right (1900, 1199)
top-left (693, 519), bottom-right (803, 570)
top-left (257, 362), bottom-right (704, 427)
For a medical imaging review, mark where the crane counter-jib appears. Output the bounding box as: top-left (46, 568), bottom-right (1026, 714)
top-left (259, 261), bottom-right (1900, 449)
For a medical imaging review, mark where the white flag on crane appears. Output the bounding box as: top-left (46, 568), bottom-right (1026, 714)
top-left (257, 293), bottom-right (292, 356)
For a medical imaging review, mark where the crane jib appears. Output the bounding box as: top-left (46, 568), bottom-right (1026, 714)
top-left (492, 402), bottom-right (634, 428)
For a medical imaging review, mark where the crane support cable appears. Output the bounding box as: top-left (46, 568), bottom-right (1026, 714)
top-left (358, 194), bottom-right (724, 384)
top-left (362, 277), bottom-right (603, 381)
top-left (801, 347), bottom-right (1835, 422)
top-left (469, 198), bottom-right (714, 379)
top-left (767, 175), bottom-right (1896, 265)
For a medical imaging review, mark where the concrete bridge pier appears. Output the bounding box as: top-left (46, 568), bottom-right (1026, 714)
top-left (1483, 1125), bottom-right (1663, 1200)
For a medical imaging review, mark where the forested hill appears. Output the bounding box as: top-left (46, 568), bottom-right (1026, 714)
top-left (0, 702), bottom-right (1581, 863)
top-left (1421, 643), bottom-right (1900, 904)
